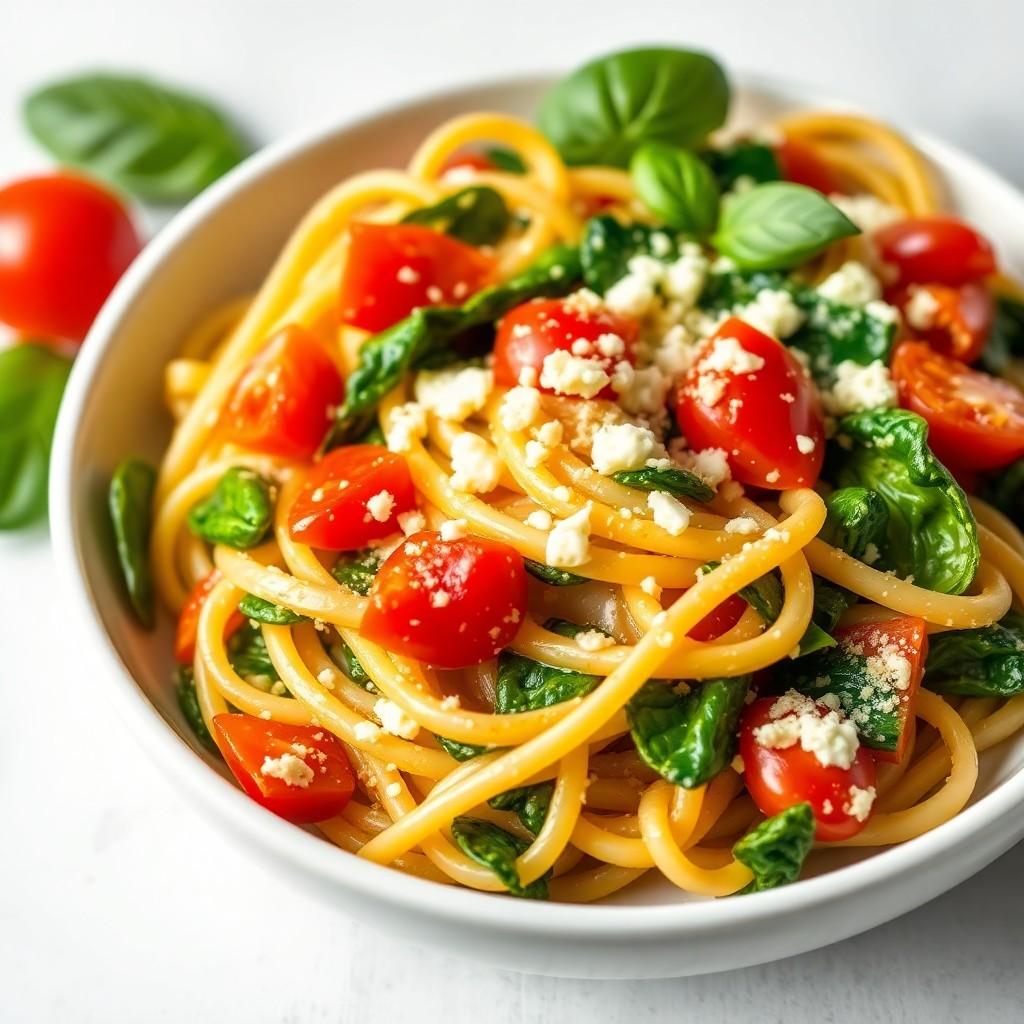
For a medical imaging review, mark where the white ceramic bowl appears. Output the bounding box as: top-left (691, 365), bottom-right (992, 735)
top-left (51, 72), bottom-right (1024, 979)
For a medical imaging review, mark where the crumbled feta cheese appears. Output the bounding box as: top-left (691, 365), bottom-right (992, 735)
top-left (676, 447), bottom-right (731, 487)
top-left (610, 362), bottom-right (671, 415)
top-left (546, 504), bottom-right (592, 567)
top-left (540, 350), bottom-right (610, 398)
top-left (396, 265), bottom-right (420, 284)
top-left (414, 365), bottom-right (493, 422)
top-left (524, 440), bottom-right (550, 468)
top-left (904, 286), bottom-right (941, 330)
top-left (862, 542), bottom-right (881, 566)
top-left (352, 721), bottom-right (381, 743)
top-left (575, 629), bottom-right (615, 652)
top-left (724, 516), bottom-right (759, 535)
top-left (449, 433), bottom-right (502, 493)
top-left (844, 784), bottom-right (877, 822)
top-left (604, 256), bottom-right (662, 318)
top-left (499, 385), bottom-right (542, 432)
top-left (590, 422), bottom-right (660, 475)
top-left (823, 359), bottom-right (898, 416)
top-left (640, 575), bottom-right (661, 598)
top-left (795, 434), bottom-right (816, 455)
top-left (648, 491), bottom-right (691, 536)
top-left (702, 335), bottom-right (767, 375)
top-left (663, 246), bottom-right (709, 306)
top-left (525, 509), bottom-right (553, 531)
top-left (384, 781), bottom-right (403, 799)
top-left (396, 510), bottom-right (426, 536)
top-left (374, 698), bottom-right (419, 739)
top-left (440, 518), bottom-right (468, 541)
top-left (365, 490), bottom-right (395, 524)
top-left (561, 288), bottom-right (605, 317)
top-left (817, 261), bottom-right (882, 308)
top-left (754, 690), bottom-right (861, 769)
top-left (536, 420), bottom-right (563, 446)
top-left (386, 401), bottom-right (428, 452)
top-left (439, 694), bottom-right (461, 711)
top-left (260, 752), bottom-right (314, 788)
top-left (739, 288), bottom-right (804, 339)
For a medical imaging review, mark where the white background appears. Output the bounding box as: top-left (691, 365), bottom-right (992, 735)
top-left (2, 1), bottom-right (1023, 1020)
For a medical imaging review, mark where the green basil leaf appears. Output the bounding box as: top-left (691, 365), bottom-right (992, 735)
top-left (538, 48), bottom-right (729, 167)
top-left (108, 457), bottom-right (157, 627)
top-left (327, 639), bottom-right (376, 691)
top-left (495, 647), bottom-right (600, 714)
top-left (176, 667), bottom-right (219, 755)
top-left (449, 817), bottom-right (548, 898)
top-left (821, 486), bottom-right (890, 562)
top-left (580, 215), bottom-right (689, 294)
top-left (524, 560), bottom-right (587, 586)
top-left (24, 73), bottom-right (248, 203)
top-left (485, 145), bottom-right (527, 174)
top-left (436, 735), bottom-right (488, 761)
top-left (187, 466), bottom-right (272, 549)
top-left (0, 343), bottom-right (72, 530)
top-left (711, 182), bottom-right (859, 271)
top-left (611, 464), bottom-right (714, 502)
top-left (734, 803), bottom-right (815, 892)
top-left (630, 141), bottom-right (720, 237)
top-left (402, 186), bottom-right (510, 245)
top-left (702, 141), bottom-right (781, 191)
top-left (626, 677), bottom-right (750, 788)
top-left (925, 613), bottom-right (1024, 698)
top-left (331, 549), bottom-right (384, 596)
top-left (227, 623), bottom-right (280, 686)
top-left (831, 409), bottom-right (979, 594)
top-left (488, 782), bottom-right (553, 836)
top-left (238, 593), bottom-right (306, 625)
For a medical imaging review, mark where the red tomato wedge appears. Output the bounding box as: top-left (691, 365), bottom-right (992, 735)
top-left (889, 281), bottom-right (993, 363)
top-left (361, 530), bottom-right (528, 668)
top-left (221, 325), bottom-right (343, 460)
top-left (739, 695), bottom-right (878, 841)
top-left (874, 215), bottom-right (996, 286)
top-left (213, 715), bottom-right (355, 823)
top-left (774, 137), bottom-right (842, 195)
top-left (0, 173), bottom-right (141, 342)
top-left (676, 317), bottom-right (825, 490)
top-left (339, 222), bottom-right (494, 333)
top-left (687, 593), bottom-right (748, 642)
top-left (493, 297), bottom-right (637, 397)
top-left (174, 569), bottom-right (245, 665)
top-left (288, 445), bottom-right (417, 551)
top-left (892, 341), bottom-right (1024, 471)
top-left (832, 615), bottom-right (928, 765)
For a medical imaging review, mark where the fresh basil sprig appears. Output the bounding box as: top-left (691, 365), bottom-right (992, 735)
top-left (712, 182), bottom-right (859, 270)
top-left (402, 186), bottom-right (509, 245)
top-left (0, 344), bottom-right (72, 530)
top-left (24, 73), bottom-right (248, 203)
top-left (630, 142), bottom-right (720, 237)
top-left (187, 466), bottom-right (273, 550)
top-left (538, 48), bottom-right (730, 166)
top-left (108, 457), bottom-right (157, 627)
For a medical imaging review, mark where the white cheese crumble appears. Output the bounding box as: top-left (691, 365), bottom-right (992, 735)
top-left (386, 401), bottom-right (428, 452)
top-left (753, 690), bottom-right (860, 769)
top-left (816, 261), bottom-right (882, 308)
top-left (904, 286), bottom-right (941, 330)
top-left (648, 491), bottom-right (691, 536)
top-left (640, 575), bottom-right (661, 598)
top-left (796, 434), bottom-right (816, 455)
top-left (440, 518), bottom-right (468, 541)
top-left (676, 447), bottom-right (732, 487)
top-left (823, 359), bottom-right (898, 416)
top-left (449, 433), bottom-right (502, 493)
top-left (739, 288), bottom-right (804, 339)
top-left (365, 490), bottom-right (395, 523)
top-left (260, 752), bottom-right (314, 788)
top-left (397, 510), bottom-right (426, 536)
top-left (525, 509), bottom-right (553, 531)
top-left (702, 335), bottom-right (766, 375)
top-left (414, 365), bottom-right (493, 422)
top-left (352, 721), bottom-right (381, 743)
top-left (546, 504), bottom-right (592, 568)
top-left (499, 385), bottom-right (542, 432)
top-left (373, 698), bottom-right (419, 739)
top-left (396, 265), bottom-right (420, 285)
top-left (575, 629), bottom-right (615, 652)
top-left (844, 784), bottom-right (877, 822)
top-left (724, 516), bottom-right (759, 535)
top-left (540, 350), bottom-right (610, 399)
top-left (590, 422), bottom-right (660, 476)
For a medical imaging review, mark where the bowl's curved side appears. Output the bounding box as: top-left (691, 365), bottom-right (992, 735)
top-left (50, 71), bottom-right (1024, 979)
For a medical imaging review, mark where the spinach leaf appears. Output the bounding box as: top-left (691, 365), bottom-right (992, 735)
top-left (187, 467), bottom-right (272, 550)
top-left (449, 817), bottom-right (548, 898)
top-left (733, 803), bottom-right (815, 893)
top-left (630, 142), bottom-right (720, 237)
top-left (436, 736), bottom-right (487, 761)
top-left (821, 486), bottom-right (889, 561)
top-left (402, 185), bottom-right (510, 245)
top-left (335, 242), bottom-right (580, 437)
top-left (176, 667), bottom-right (219, 755)
top-left (537, 48), bottom-right (729, 167)
top-left (327, 639), bottom-right (375, 691)
top-left (331, 549), bottom-right (383, 596)
top-left (711, 182), bottom-right (859, 271)
top-left (238, 593), bottom-right (307, 625)
top-left (611, 464), bottom-right (714, 502)
top-left (980, 459), bottom-right (1024, 529)
top-left (580, 215), bottom-right (688, 294)
top-left (925, 614), bottom-right (1024, 698)
top-left (702, 141), bottom-right (781, 191)
top-left (0, 343), bottom-right (72, 530)
top-left (980, 294), bottom-right (1024, 375)
top-left (488, 782), bottom-right (554, 836)
top-left (485, 145), bottom-right (527, 174)
top-left (108, 457), bottom-right (157, 627)
top-left (525, 560), bottom-right (587, 586)
top-left (495, 644), bottom-right (600, 714)
top-left (227, 624), bottom-right (280, 685)
top-left (626, 677), bottom-right (750, 788)
top-left (802, 580), bottom-right (855, 657)
top-left (24, 73), bottom-right (248, 203)
top-left (831, 409), bottom-right (979, 594)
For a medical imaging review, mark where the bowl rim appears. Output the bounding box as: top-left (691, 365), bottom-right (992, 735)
top-left (50, 67), bottom-right (1024, 941)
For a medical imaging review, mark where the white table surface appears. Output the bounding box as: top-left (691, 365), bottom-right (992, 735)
top-left (3, 1), bottom-right (1024, 1019)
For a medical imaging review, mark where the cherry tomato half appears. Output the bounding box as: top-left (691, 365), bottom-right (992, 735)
top-left (739, 696), bottom-right (877, 841)
top-left (774, 137), bottom-right (842, 195)
top-left (892, 341), bottom-right (1024, 471)
top-left (221, 325), bottom-right (343, 460)
top-left (676, 317), bottom-right (825, 490)
top-left (288, 445), bottom-right (416, 551)
top-left (213, 715), bottom-right (355, 824)
top-left (874, 215), bottom-right (996, 286)
top-left (361, 530), bottom-right (527, 668)
top-left (174, 569), bottom-right (245, 665)
top-left (0, 172), bottom-right (141, 342)
top-left (890, 281), bottom-right (993, 363)
top-left (339, 222), bottom-right (494, 333)
top-left (493, 297), bottom-right (637, 397)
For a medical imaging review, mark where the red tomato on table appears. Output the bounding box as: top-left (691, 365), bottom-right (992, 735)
top-left (889, 281), bottom-right (993, 363)
top-left (361, 530), bottom-right (527, 668)
top-left (739, 695), bottom-right (877, 841)
top-left (288, 445), bottom-right (416, 551)
top-left (174, 569), bottom-right (245, 665)
top-left (339, 222), bottom-right (494, 333)
top-left (493, 297), bottom-right (637, 397)
top-left (0, 173), bottom-right (141, 342)
top-left (213, 715), bottom-right (355, 823)
top-left (676, 317), bottom-right (825, 490)
top-left (892, 341), bottom-right (1024, 471)
top-left (221, 325), bottom-right (343, 460)
top-left (874, 215), bottom-right (996, 286)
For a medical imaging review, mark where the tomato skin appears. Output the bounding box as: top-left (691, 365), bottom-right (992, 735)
top-left (339, 222), bottom-right (494, 333)
top-left (676, 317), bottom-right (825, 490)
top-left (288, 445), bottom-right (416, 551)
top-left (889, 281), bottom-right (993, 363)
top-left (0, 173), bottom-right (141, 342)
top-left (441, 151), bottom-right (498, 175)
top-left (892, 341), bottom-right (1024, 471)
top-left (687, 593), bottom-right (747, 641)
top-left (833, 616), bottom-right (927, 765)
top-left (174, 569), bottom-right (245, 665)
top-left (774, 137), bottom-right (842, 195)
top-left (739, 697), bottom-right (877, 841)
top-left (874, 216), bottom-right (996, 286)
top-left (493, 298), bottom-right (637, 397)
top-left (213, 715), bottom-right (355, 824)
top-left (361, 531), bottom-right (528, 668)
top-left (221, 325), bottom-right (343, 460)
